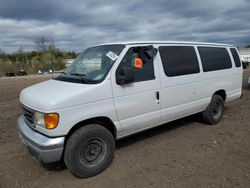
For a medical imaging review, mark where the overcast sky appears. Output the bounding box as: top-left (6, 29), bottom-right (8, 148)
top-left (0, 0), bottom-right (250, 53)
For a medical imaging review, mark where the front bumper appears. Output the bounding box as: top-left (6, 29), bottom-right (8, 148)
top-left (17, 116), bottom-right (65, 163)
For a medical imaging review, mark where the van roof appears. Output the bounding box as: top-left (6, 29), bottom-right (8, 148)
top-left (96, 41), bottom-right (234, 47)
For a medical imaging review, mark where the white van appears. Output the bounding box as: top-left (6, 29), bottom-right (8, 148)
top-left (17, 41), bottom-right (243, 178)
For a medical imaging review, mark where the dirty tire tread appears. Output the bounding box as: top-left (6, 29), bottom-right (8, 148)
top-left (64, 124), bottom-right (115, 178)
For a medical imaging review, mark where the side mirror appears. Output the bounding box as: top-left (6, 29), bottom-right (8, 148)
top-left (116, 66), bottom-right (135, 85)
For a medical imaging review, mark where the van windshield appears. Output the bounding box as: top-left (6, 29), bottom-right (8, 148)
top-left (55, 45), bottom-right (125, 84)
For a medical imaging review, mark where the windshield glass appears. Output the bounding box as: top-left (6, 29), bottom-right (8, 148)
top-left (55, 45), bottom-right (125, 84)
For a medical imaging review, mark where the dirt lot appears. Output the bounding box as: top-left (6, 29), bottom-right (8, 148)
top-left (0, 71), bottom-right (250, 188)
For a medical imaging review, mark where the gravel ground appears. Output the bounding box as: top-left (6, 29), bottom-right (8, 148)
top-left (0, 70), bottom-right (249, 188)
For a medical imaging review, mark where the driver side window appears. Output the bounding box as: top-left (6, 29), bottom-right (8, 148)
top-left (117, 47), bottom-right (155, 82)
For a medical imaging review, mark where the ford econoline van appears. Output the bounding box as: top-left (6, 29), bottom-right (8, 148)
top-left (17, 41), bottom-right (243, 178)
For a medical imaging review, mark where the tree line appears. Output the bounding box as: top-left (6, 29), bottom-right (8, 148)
top-left (0, 37), bottom-right (78, 76)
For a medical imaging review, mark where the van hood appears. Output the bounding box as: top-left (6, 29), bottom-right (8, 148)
top-left (20, 79), bottom-right (112, 112)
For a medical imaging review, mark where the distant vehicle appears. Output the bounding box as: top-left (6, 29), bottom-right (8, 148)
top-left (5, 69), bottom-right (27, 77)
top-left (16, 69), bottom-right (27, 76)
top-left (54, 70), bottom-right (64, 74)
top-left (18, 41), bottom-right (243, 178)
top-left (39, 69), bottom-right (53, 75)
top-left (5, 72), bottom-right (16, 77)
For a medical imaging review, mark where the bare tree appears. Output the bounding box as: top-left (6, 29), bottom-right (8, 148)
top-left (35, 37), bottom-right (55, 52)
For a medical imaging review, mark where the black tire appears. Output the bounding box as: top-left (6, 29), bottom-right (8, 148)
top-left (64, 124), bottom-right (115, 178)
top-left (202, 95), bottom-right (224, 125)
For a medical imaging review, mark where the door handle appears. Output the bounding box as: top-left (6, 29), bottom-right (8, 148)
top-left (155, 91), bottom-right (160, 104)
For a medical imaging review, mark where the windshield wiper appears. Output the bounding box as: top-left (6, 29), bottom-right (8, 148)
top-left (70, 73), bottom-right (91, 83)
top-left (70, 73), bottom-right (86, 76)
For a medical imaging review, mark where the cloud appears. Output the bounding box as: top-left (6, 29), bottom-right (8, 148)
top-left (0, 0), bottom-right (250, 53)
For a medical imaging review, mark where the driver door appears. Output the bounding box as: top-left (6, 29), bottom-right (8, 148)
top-left (111, 46), bottom-right (161, 137)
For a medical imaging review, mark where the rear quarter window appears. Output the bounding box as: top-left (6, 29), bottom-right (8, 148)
top-left (230, 48), bottom-right (241, 67)
top-left (198, 47), bottom-right (232, 72)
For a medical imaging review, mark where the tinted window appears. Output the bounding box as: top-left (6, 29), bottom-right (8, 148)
top-left (117, 47), bottom-right (155, 82)
top-left (230, 48), bottom-right (241, 67)
top-left (159, 46), bottom-right (200, 77)
top-left (198, 47), bottom-right (232, 72)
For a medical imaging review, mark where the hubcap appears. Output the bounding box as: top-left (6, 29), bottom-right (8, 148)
top-left (79, 138), bottom-right (106, 167)
top-left (212, 101), bottom-right (222, 120)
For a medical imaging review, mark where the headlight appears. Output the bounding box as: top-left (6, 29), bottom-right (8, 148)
top-left (34, 112), bottom-right (45, 128)
top-left (33, 112), bottom-right (59, 129)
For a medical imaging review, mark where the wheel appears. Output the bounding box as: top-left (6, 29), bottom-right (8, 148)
top-left (64, 124), bottom-right (115, 178)
top-left (202, 95), bottom-right (224, 125)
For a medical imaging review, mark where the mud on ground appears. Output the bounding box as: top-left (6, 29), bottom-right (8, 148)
top-left (0, 71), bottom-right (250, 188)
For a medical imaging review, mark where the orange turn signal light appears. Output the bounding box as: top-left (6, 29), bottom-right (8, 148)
top-left (44, 113), bottom-right (59, 129)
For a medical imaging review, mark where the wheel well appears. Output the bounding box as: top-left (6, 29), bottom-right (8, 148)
top-left (66, 117), bottom-right (117, 141)
top-left (214, 90), bottom-right (226, 101)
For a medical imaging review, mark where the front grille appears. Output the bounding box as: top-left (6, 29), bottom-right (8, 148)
top-left (22, 106), bottom-right (35, 127)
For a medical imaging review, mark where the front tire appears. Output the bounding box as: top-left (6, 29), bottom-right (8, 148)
top-left (64, 124), bottom-right (115, 178)
top-left (202, 95), bottom-right (224, 125)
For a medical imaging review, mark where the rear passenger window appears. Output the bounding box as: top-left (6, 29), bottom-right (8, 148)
top-left (159, 46), bottom-right (200, 77)
top-left (230, 48), bottom-right (241, 67)
top-left (198, 47), bottom-right (232, 72)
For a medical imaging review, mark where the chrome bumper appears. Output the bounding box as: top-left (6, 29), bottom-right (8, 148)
top-left (17, 116), bottom-right (65, 163)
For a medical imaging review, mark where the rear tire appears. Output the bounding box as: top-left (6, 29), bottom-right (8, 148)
top-left (202, 95), bottom-right (224, 125)
top-left (64, 124), bottom-right (115, 178)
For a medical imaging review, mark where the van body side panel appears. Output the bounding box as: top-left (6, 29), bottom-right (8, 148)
top-left (159, 72), bottom-right (207, 123)
top-left (190, 71), bottom-right (242, 103)
top-left (157, 44), bottom-right (206, 124)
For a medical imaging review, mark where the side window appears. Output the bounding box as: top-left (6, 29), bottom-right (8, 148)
top-left (230, 48), bottom-right (241, 67)
top-left (198, 47), bottom-right (232, 72)
top-left (159, 46), bottom-right (200, 77)
top-left (117, 47), bottom-right (155, 82)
